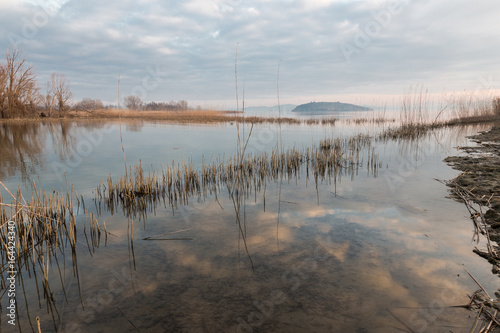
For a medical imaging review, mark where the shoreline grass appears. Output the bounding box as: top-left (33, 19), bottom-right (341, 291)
top-left (98, 133), bottom-right (379, 220)
top-left (1, 96), bottom-right (498, 128)
top-left (0, 179), bottom-right (105, 331)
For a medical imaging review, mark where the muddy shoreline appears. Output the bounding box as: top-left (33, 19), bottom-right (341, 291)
top-left (443, 124), bottom-right (500, 330)
top-left (444, 124), bottom-right (500, 262)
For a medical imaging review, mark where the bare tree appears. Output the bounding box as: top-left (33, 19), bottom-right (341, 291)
top-left (74, 98), bottom-right (103, 111)
top-left (0, 48), bottom-right (39, 118)
top-left (178, 100), bottom-right (188, 110)
top-left (40, 80), bottom-right (56, 116)
top-left (124, 95), bottom-right (143, 110)
top-left (0, 64), bottom-right (7, 116)
top-left (50, 73), bottom-right (72, 117)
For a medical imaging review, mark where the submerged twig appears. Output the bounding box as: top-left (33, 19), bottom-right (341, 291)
top-left (142, 228), bottom-right (192, 240)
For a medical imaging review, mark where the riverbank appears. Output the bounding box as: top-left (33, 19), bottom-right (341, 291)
top-left (0, 109), bottom-right (336, 125)
top-left (2, 108), bottom-right (500, 130)
top-left (445, 125), bottom-right (500, 252)
top-left (443, 124), bottom-right (500, 330)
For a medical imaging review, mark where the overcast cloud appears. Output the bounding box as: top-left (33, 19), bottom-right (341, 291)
top-left (1, 0), bottom-right (499, 107)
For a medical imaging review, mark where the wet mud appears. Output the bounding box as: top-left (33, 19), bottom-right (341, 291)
top-left (445, 125), bottom-right (500, 229)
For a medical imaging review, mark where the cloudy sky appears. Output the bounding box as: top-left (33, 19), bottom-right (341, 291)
top-left (1, 0), bottom-right (499, 108)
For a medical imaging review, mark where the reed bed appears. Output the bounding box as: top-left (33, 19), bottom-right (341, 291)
top-left (80, 109), bottom-right (305, 125)
top-left (345, 117), bottom-right (396, 125)
top-left (0, 180), bottom-right (103, 331)
top-left (97, 134), bottom-right (380, 220)
top-left (374, 91), bottom-right (500, 141)
top-left (377, 112), bottom-right (500, 142)
top-left (377, 123), bottom-right (440, 142)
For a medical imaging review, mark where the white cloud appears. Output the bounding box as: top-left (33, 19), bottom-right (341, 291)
top-left (244, 7), bottom-right (259, 15)
top-left (183, 0), bottom-right (222, 18)
top-left (0, 0), bottom-right (499, 105)
top-left (301, 0), bottom-right (337, 11)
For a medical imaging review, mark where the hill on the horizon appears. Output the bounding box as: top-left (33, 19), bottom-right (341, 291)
top-left (292, 102), bottom-right (372, 113)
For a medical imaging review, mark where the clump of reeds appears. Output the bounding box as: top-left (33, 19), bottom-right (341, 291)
top-left (301, 118), bottom-right (340, 126)
top-left (345, 116), bottom-right (396, 125)
top-left (99, 133), bottom-right (379, 219)
top-left (434, 93), bottom-right (500, 125)
top-left (400, 85), bottom-right (431, 126)
top-left (321, 118), bottom-right (337, 125)
top-left (378, 93), bottom-right (500, 142)
top-left (446, 92), bottom-right (495, 120)
top-left (377, 123), bottom-right (440, 141)
top-left (0, 180), bottom-right (103, 331)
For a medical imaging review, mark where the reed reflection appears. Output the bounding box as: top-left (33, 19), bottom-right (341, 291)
top-left (0, 179), bottom-right (106, 332)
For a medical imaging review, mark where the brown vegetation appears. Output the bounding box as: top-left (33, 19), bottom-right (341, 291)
top-left (0, 48), bottom-right (74, 119)
top-left (76, 108), bottom-right (307, 125)
top-left (48, 72), bottom-right (72, 117)
top-left (0, 49), bottom-right (39, 118)
top-left (377, 89), bottom-right (500, 141)
top-left (73, 97), bottom-right (104, 111)
top-left (123, 95), bottom-right (143, 110)
top-left (98, 133), bottom-right (379, 220)
top-left (0, 179), bottom-right (104, 330)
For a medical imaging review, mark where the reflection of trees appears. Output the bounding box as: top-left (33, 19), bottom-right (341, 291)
top-left (125, 120), bottom-right (145, 132)
top-left (0, 120), bottom-right (111, 183)
top-left (46, 120), bottom-right (76, 161)
top-left (0, 122), bottom-right (45, 181)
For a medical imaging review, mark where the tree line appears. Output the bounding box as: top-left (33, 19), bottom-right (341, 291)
top-left (0, 49), bottom-right (72, 118)
top-left (123, 95), bottom-right (189, 111)
top-left (0, 48), bottom-right (191, 119)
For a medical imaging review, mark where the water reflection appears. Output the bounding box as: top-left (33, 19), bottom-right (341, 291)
top-left (0, 120), bottom-right (118, 187)
top-left (0, 121), bottom-right (497, 332)
top-left (0, 189), bottom-right (96, 332)
top-left (36, 190), bottom-right (475, 332)
top-left (0, 122), bottom-right (46, 181)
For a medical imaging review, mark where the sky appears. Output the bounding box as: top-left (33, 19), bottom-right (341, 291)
top-left (1, 0), bottom-right (499, 108)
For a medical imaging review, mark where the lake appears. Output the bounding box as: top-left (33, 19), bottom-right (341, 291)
top-left (0, 119), bottom-right (496, 332)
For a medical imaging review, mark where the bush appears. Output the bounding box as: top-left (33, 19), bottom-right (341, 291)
top-left (74, 98), bottom-right (103, 111)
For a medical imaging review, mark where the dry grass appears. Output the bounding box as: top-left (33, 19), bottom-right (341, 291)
top-left (98, 133), bottom-right (379, 220)
top-left (377, 92), bottom-right (500, 141)
top-left (0, 180), bottom-right (105, 331)
top-left (69, 108), bottom-right (306, 125)
top-left (444, 92), bottom-right (498, 121)
top-left (400, 85), bottom-right (431, 125)
top-left (63, 94), bottom-right (500, 129)
top-left (377, 113), bottom-right (500, 142)
top-left (65, 94), bottom-right (500, 127)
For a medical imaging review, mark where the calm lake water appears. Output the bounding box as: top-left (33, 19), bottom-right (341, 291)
top-left (0, 119), bottom-right (497, 332)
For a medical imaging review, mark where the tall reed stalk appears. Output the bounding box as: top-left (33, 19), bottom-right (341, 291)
top-left (0, 179), bottom-right (103, 331)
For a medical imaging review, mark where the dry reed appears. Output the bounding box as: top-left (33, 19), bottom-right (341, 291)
top-left (98, 134), bottom-right (379, 220)
top-left (75, 109), bottom-right (305, 125)
top-left (0, 180), bottom-right (103, 331)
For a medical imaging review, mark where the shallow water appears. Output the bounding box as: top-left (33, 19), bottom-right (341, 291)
top-left (0, 120), bottom-right (497, 332)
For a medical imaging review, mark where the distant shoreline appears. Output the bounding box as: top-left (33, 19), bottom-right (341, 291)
top-left (292, 101), bottom-right (372, 113)
top-left (1, 108), bottom-right (499, 128)
top-left (0, 109), bottom-right (334, 125)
